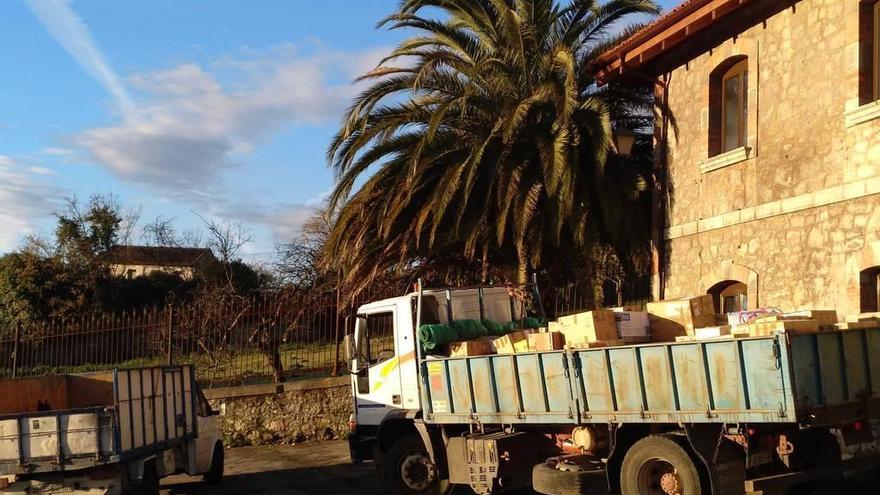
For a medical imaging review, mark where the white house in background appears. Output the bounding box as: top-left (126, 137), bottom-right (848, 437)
top-left (106, 245), bottom-right (216, 280)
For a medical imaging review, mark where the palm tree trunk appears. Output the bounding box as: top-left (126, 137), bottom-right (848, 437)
top-left (517, 248), bottom-right (528, 286)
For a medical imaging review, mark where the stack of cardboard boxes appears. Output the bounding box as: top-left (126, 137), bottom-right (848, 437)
top-left (442, 295), bottom-right (871, 358)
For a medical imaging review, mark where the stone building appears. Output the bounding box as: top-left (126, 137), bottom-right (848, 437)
top-left (106, 245), bottom-right (216, 280)
top-left (598, 0), bottom-right (880, 317)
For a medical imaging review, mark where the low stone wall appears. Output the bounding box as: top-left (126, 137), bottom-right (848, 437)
top-left (205, 376), bottom-right (352, 447)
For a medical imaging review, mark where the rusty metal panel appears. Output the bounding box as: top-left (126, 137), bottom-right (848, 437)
top-left (670, 344), bottom-right (710, 412)
top-left (789, 334), bottom-right (820, 406)
top-left (868, 330), bottom-right (880, 396)
top-left (816, 333), bottom-right (846, 405)
top-left (740, 339), bottom-right (784, 411)
top-left (517, 354), bottom-right (546, 413)
top-left (541, 352), bottom-right (570, 413)
top-left (492, 356), bottom-right (520, 414)
top-left (608, 348), bottom-right (643, 412)
top-left (705, 341), bottom-right (746, 410)
top-left (468, 358), bottom-right (496, 414)
top-left (842, 331), bottom-right (869, 400)
top-left (639, 346), bottom-right (675, 412)
top-left (447, 359), bottom-right (474, 415)
top-left (577, 350), bottom-right (615, 413)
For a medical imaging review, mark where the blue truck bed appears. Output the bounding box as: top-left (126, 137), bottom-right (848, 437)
top-left (421, 327), bottom-right (880, 425)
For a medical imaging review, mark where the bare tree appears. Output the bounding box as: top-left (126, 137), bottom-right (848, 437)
top-left (142, 216), bottom-right (178, 247)
top-left (274, 205), bottom-right (335, 288)
top-left (195, 212), bottom-right (252, 264)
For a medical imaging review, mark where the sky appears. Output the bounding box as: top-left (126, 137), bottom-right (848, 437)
top-left (0, 0), bottom-right (678, 260)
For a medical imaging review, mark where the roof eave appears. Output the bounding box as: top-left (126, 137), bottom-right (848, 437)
top-left (597, 0), bottom-right (753, 83)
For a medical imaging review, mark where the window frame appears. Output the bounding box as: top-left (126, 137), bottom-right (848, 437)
top-left (874, 1), bottom-right (880, 101)
top-left (720, 59), bottom-right (749, 154)
top-left (365, 310), bottom-right (396, 366)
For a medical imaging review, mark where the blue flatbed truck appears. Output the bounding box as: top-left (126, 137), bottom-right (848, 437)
top-left (344, 285), bottom-right (880, 495)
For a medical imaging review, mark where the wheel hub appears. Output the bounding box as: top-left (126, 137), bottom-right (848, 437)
top-left (659, 471), bottom-right (681, 495)
top-left (400, 452), bottom-right (436, 491)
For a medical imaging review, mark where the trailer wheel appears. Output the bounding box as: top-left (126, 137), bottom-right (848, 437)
top-left (137, 461), bottom-right (160, 495)
top-left (621, 435), bottom-right (701, 495)
top-left (532, 461), bottom-right (608, 495)
top-left (204, 442), bottom-right (225, 485)
top-left (383, 435), bottom-right (451, 495)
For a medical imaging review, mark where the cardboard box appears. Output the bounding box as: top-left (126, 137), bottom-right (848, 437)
top-left (755, 310), bottom-right (838, 328)
top-left (569, 341), bottom-right (614, 349)
top-left (493, 331), bottom-right (531, 354)
top-left (646, 295), bottom-right (716, 341)
top-left (694, 325), bottom-right (732, 340)
top-left (448, 339), bottom-right (494, 357)
top-left (556, 310), bottom-right (618, 344)
top-left (613, 311), bottom-right (651, 341)
top-left (528, 332), bottom-right (565, 352)
top-left (747, 319), bottom-right (820, 336)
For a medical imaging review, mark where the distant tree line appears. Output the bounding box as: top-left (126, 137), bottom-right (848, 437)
top-left (0, 194), bottom-right (269, 328)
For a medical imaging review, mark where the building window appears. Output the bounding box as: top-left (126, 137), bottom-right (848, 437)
top-left (860, 266), bottom-right (880, 313)
top-left (708, 280), bottom-right (748, 314)
top-left (709, 56), bottom-right (749, 157)
top-left (858, 1), bottom-right (880, 104)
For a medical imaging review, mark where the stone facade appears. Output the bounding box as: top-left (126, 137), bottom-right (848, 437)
top-left (656, 0), bottom-right (880, 316)
top-left (205, 377), bottom-right (352, 447)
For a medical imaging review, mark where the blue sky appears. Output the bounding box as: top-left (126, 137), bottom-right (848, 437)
top-left (0, 0), bottom-right (677, 260)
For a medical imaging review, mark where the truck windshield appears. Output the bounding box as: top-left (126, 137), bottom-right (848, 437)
top-left (366, 312), bottom-right (395, 364)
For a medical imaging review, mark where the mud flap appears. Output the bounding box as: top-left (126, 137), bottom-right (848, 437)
top-left (684, 424), bottom-right (746, 495)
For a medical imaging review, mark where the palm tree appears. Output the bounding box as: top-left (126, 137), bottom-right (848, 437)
top-left (325, 0), bottom-right (660, 294)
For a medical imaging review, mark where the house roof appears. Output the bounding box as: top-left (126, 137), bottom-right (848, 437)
top-left (107, 245), bottom-right (215, 267)
top-left (596, 0), bottom-right (754, 82)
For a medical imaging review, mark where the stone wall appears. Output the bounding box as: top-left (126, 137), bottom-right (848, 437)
top-left (204, 376), bottom-right (352, 447)
top-left (657, 0), bottom-right (880, 314)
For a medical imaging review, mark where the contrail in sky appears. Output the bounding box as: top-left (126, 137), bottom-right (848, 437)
top-left (25, 0), bottom-right (135, 118)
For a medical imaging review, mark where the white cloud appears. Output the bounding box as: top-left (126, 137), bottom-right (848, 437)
top-left (25, 0), bottom-right (135, 117)
top-left (76, 47), bottom-right (384, 197)
top-left (0, 156), bottom-right (64, 251)
top-left (27, 166), bottom-right (53, 175)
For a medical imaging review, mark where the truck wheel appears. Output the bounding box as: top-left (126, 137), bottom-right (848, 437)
top-left (203, 442), bottom-right (225, 485)
top-left (138, 461), bottom-right (160, 495)
top-left (532, 462), bottom-right (608, 495)
top-left (621, 435), bottom-right (701, 495)
top-left (383, 435), bottom-right (451, 495)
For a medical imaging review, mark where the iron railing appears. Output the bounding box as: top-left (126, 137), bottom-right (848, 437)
top-left (0, 286), bottom-right (400, 388)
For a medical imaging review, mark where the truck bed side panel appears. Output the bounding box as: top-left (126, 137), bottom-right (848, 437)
top-left (424, 352), bottom-right (575, 423)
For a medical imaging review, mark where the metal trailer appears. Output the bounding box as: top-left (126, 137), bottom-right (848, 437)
top-left (345, 285), bottom-right (880, 495)
top-left (0, 366), bottom-right (224, 495)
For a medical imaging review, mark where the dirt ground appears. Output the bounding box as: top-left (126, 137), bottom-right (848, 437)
top-left (163, 440), bottom-right (876, 495)
top-left (162, 441), bottom-right (383, 495)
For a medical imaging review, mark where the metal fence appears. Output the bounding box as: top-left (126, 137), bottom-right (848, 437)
top-left (0, 280), bottom-right (614, 388)
top-left (0, 286), bottom-right (400, 388)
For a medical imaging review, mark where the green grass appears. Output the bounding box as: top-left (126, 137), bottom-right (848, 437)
top-left (2, 341), bottom-right (341, 388)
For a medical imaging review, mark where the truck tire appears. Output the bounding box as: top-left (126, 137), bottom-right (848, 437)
top-left (203, 442), bottom-right (225, 484)
top-left (532, 462), bottom-right (608, 495)
top-left (383, 435), bottom-right (452, 495)
top-left (620, 435), bottom-right (701, 495)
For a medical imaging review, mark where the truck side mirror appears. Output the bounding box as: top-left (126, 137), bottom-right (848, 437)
top-left (343, 333), bottom-right (356, 362)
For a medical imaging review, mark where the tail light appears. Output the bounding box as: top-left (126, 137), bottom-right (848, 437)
top-left (348, 414), bottom-right (357, 432)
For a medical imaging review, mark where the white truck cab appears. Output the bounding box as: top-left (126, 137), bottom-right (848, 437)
top-left (346, 287), bottom-right (525, 481)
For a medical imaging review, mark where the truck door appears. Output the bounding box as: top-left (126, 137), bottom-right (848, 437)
top-left (353, 308), bottom-right (403, 425)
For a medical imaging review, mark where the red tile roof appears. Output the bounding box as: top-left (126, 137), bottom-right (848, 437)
top-left (597, 0), bottom-right (753, 81)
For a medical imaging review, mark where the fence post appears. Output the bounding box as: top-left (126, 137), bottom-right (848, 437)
top-left (166, 305), bottom-right (174, 366)
top-left (11, 322), bottom-right (21, 378)
top-left (333, 284), bottom-right (342, 376)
